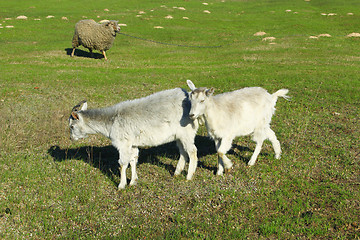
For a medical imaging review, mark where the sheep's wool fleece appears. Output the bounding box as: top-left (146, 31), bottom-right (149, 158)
top-left (72, 19), bottom-right (117, 51)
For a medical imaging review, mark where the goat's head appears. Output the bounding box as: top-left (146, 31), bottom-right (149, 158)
top-left (69, 100), bottom-right (88, 141)
top-left (187, 80), bottom-right (214, 120)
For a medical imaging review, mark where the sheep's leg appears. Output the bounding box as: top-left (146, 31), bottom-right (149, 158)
top-left (216, 138), bottom-right (233, 175)
top-left (118, 162), bottom-right (129, 189)
top-left (102, 50), bottom-right (108, 60)
top-left (71, 47), bottom-right (76, 57)
top-left (129, 148), bottom-right (139, 186)
top-left (174, 140), bottom-right (188, 176)
top-left (89, 49), bottom-right (94, 58)
top-left (266, 128), bottom-right (281, 159)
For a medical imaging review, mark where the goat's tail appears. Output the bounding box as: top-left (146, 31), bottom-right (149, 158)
top-left (272, 89), bottom-right (290, 105)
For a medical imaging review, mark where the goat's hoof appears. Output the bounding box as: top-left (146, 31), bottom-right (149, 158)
top-left (225, 163), bottom-right (233, 170)
top-left (129, 181), bottom-right (137, 186)
top-left (173, 174), bottom-right (182, 179)
top-left (247, 161), bottom-right (255, 166)
top-left (216, 170), bottom-right (224, 176)
top-left (118, 184), bottom-right (126, 190)
top-left (186, 175), bottom-right (193, 181)
top-left (224, 168), bottom-right (232, 174)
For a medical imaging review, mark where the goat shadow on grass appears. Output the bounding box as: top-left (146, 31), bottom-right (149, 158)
top-left (65, 48), bottom-right (104, 59)
top-left (48, 136), bottom-right (211, 186)
top-left (48, 136), bottom-right (254, 187)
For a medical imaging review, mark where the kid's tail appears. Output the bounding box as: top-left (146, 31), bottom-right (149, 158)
top-left (272, 89), bottom-right (290, 105)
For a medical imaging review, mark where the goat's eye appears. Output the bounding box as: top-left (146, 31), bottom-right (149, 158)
top-left (200, 100), bottom-right (205, 103)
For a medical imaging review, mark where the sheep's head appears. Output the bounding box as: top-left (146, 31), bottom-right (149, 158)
top-left (106, 20), bottom-right (121, 34)
top-left (187, 80), bottom-right (214, 120)
top-left (69, 100), bottom-right (89, 141)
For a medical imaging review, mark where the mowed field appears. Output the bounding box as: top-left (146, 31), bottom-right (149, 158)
top-left (0, 0), bottom-right (359, 239)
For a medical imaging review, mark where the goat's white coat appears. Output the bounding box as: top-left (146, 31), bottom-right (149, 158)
top-left (69, 88), bottom-right (199, 189)
top-left (187, 80), bottom-right (289, 175)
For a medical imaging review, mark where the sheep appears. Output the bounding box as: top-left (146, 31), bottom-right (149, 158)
top-left (186, 80), bottom-right (289, 175)
top-left (69, 88), bottom-right (199, 189)
top-left (71, 19), bottom-right (120, 60)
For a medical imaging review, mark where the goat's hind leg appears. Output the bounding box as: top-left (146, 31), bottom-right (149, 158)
top-left (180, 140), bottom-right (198, 180)
top-left (267, 128), bottom-right (281, 159)
top-left (248, 131), bottom-right (266, 166)
top-left (174, 140), bottom-right (188, 176)
top-left (118, 162), bottom-right (129, 189)
top-left (129, 148), bottom-right (139, 186)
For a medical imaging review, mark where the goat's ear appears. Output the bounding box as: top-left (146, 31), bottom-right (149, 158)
top-left (206, 88), bottom-right (214, 96)
top-left (187, 80), bottom-right (196, 91)
top-left (81, 101), bottom-right (87, 111)
top-left (71, 111), bottom-right (79, 120)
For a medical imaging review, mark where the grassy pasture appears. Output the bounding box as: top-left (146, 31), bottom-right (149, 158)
top-left (0, 0), bottom-right (359, 239)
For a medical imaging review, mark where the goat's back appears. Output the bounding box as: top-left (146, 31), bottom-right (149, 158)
top-left (208, 87), bottom-right (275, 137)
top-left (114, 88), bottom-right (189, 121)
top-left (109, 88), bottom-right (194, 146)
top-left (213, 87), bottom-right (273, 114)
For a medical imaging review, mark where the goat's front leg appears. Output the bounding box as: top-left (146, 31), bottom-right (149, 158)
top-left (216, 138), bottom-right (233, 175)
top-left (114, 141), bottom-right (134, 189)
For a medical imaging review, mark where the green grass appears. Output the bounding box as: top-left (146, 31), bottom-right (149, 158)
top-left (1, 0), bottom-right (359, 239)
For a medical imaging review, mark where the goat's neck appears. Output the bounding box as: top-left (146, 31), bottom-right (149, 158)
top-left (82, 111), bottom-right (113, 138)
top-left (87, 120), bottom-right (111, 138)
top-left (202, 98), bottom-right (219, 134)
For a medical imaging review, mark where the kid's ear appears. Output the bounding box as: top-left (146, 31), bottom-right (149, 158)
top-left (206, 87), bottom-right (214, 96)
top-left (81, 101), bottom-right (87, 111)
top-left (71, 111), bottom-right (79, 120)
top-left (186, 80), bottom-right (196, 91)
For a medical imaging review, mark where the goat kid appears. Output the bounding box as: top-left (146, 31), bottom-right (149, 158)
top-left (69, 88), bottom-right (199, 189)
top-left (186, 80), bottom-right (289, 175)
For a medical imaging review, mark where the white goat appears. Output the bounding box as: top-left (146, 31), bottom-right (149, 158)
top-left (186, 80), bottom-right (289, 175)
top-left (69, 88), bottom-right (199, 189)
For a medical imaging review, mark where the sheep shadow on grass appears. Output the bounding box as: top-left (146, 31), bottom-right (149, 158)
top-left (65, 48), bottom-right (104, 59)
top-left (48, 135), bottom-right (253, 187)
